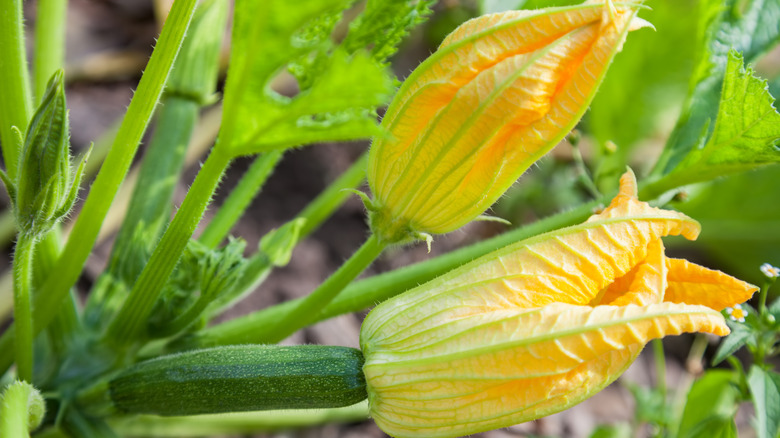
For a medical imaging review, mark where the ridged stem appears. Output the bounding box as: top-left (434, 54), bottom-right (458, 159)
top-left (105, 147), bottom-right (232, 345)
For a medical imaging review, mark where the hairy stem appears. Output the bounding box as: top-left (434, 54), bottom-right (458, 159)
top-left (106, 147), bottom-right (232, 345)
top-left (0, 0), bottom-right (33, 178)
top-left (258, 234), bottom-right (387, 343)
top-left (12, 233), bottom-right (36, 382)
top-left (0, 0), bottom-right (198, 375)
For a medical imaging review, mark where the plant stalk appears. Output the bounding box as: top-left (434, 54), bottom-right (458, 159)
top-left (12, 233), bottom-right (36, 382)
top-left (297, 152), bottom-right (369, 239)
top-left (259, 234), bottom-right (387, 343)
top-left (0, 0), bottom-right (198, 375)
top-left (177, 198), bottom-right (601, 349)
top-left (106, 147), bottom-right (232, 345)
top-left (0, 0), bottom-right (33, 179)
top-left (33, 0), bottom-right (68, 103)
top-left (199, 150), bottom-right (283, 248)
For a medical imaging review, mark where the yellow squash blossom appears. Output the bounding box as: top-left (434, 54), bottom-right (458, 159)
top-left (360, 171), bottom-right (756, 438)
top-left (366, 0), bottom-right (650, 244)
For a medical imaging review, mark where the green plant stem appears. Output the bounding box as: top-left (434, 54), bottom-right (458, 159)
top-left (0, 381), bottom-right (45, 436)
top-left (12, 233), bottom-right (36, 382)
top-left (108, 97), bottom-right (199, 280)
top-left (108, 401), bottom-right (369, 436)
top-left (669, 333), bottom-right (708, 437)
top-left (35, 227), bottom-right (80, 357)
top-left (572, 143), bottom-right (601, 199)
top-left (259, 234), bottom-right (386, 344)
top-left (652, 338), bottom-right (667, 409)
top-left (84, 97), bottom-right (198, 328)
top-left (106, 147), bottom-right (232, 346)
top-left (298, 152), bottom-right (369, 239)
top-left (758, 280), bottom-right (771, 315)
top-left (0, 0), bottom-right (198, 375)
top-left (33, 0), bottom-right (67, 103)
top-left (177, 198), bottom-right (601, 349)
top-left (199, 150), bottom-right (283, 248)
top-left (0, 0), bottom-right (33, 178)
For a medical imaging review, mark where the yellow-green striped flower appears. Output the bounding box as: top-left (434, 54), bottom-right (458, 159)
top-left (360, 171), bottom-right (756, 438)
top-left (366, 0), bottom-right (649, 244)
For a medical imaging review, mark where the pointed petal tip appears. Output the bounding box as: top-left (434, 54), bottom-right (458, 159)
top-left (618, 168), bottom-right (638, 198)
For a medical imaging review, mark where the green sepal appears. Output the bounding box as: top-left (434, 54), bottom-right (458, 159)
top-left (54, 144), bottom-right (92, 220)
top-left (474, 214), bottom-right (512, 226)
top-left (345, 188), bottom-right (376, 211)
top-left (103, 345), bottom-right (367, 416)
top-left (412, 231), bottom-right (433, 253)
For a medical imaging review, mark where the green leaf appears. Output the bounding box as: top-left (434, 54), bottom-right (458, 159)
top-left (231, 49), bottom-right (394, 155)
top-left (677, 370), bottom-right (740, 438)
top-left (748, 365), bottom-right (780, 438)
top-left (673, 165), bottom-right (780, 285)
top-left (712, 324), bottom-right (752, 365)
top-left (343, 0), bottom-right (435, 65)
top-left (662, 51), bottom-right (780, 186)
top-left (655, 0), bottom-right (780, 175)
top-left (223, 0), bottom-right (395, 156)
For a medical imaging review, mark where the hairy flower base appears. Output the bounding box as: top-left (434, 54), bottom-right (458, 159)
top-left (361, 171), bottom-right (756, 438)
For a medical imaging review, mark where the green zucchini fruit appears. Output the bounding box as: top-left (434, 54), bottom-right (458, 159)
top-left (108, 345), bottom-right (366, 416)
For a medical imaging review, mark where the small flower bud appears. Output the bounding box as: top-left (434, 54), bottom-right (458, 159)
top-left (366, 1), bottom-right (649, 244)
top-left (0, 70), bottom-right (89, 236)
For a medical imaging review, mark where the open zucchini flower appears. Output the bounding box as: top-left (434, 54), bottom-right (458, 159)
top-left (360, 170), bottom-right (757, 438)
top-left (366, 0), bottom-right (650, 245)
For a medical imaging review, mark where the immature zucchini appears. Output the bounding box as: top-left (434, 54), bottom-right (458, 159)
top-left (108, 345), bottom-right (366, 415)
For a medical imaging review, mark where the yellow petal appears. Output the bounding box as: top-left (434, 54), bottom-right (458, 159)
top-left (588, 170), bottom-right (700, 240)
top-left (361, 170), bottom-right (699, 348)
top-left (382, 24), bottom-right (601, 232)
top-left (363, 302), bottom-right (728, 438)
top-left (368, 2), bottom-right (646, 239)
top-left (370, 4), bottom-right (606, 191)
top-left (664, 258), bottom-right (758, 311)
top-left (600, 238), bottom-right (666, 306)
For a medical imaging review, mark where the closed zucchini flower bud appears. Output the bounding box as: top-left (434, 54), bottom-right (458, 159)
top-left (0, 70), bottom-right (88, 237)
top-left (366, 0), bottom-right (651, 245)
top-left (360, 170), bottom-right (757, 438)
